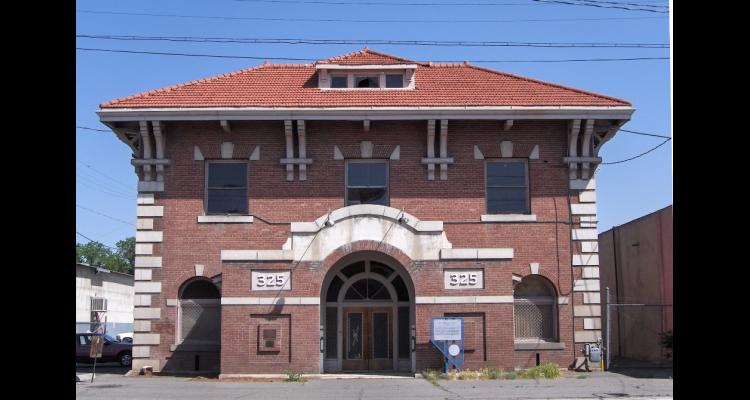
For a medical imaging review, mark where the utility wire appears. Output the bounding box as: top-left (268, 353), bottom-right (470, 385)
top-left (77, 47), bottom-right (669, 63)
top-left (77, 34), bottom-right (669, 49)
top-left (77, 175), bottom-right (134, 199)
top-left (77, 159), bottom-right (134, 191)
top-left (76, 10), bottom-right (667, 24)
top-left (77, 125), bottom-right (109, 132)
top-left (76, 231), bottom-right (119, 250)
top-left (601, 138), bottom-right (671, 165)
top-left (620, 128), bottom-right (671, 139)
top-left (531, 0), bottom-right (667, 13)
top-left (76, 204), bottom-right (136, 226)
top-left (232, 0), bottom-right (667, 7)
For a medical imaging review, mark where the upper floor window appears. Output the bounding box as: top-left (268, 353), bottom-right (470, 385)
top-left (206, 162), bottom-right (248, 215)
top-left (346, 161), bottom-right (388, 206)
top-left (331, 75), bottom-right (347, 88)
top-left (355, 76), bottom-right (379, 88)
top-left (385, 74), bottom-right (403, 88)
top-left (486, 160), bottom-right (529, 214)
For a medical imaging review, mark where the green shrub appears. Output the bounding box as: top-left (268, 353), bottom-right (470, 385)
top-left (457, 370), bottom-right (482, 380)
top-left (480, 367), bottom-right (504, 380)
top-left (504, 371), bottom-right (517, 380)
top-left (283, 371), bottom-right (306, 383)
top-left (521, 366), bottom-right (542, 379)
top-left (420, 369), bottom-right (441, 386)
top-left (540, 363), bottom-right (561, 379)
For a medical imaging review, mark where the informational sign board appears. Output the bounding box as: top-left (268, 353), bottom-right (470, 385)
top-left (430, 317), bottom-right (464, 371)
top-left (89, 335), bottom-right (103, 359)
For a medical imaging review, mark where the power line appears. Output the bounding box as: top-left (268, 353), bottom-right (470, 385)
top-left (77, 34), bottom-right (669, 49)
top-left (601, 137), bottom-right (670, 165)
top-left (77, 125), bottom-right (109, 132)
top-left (76, 204), bottom-right (136, 226)
top-left (77, 47), bottom-right (669, 63)
top-left (76, 9), bottom-right (667, 24)
top-left (620, 128), bottom-right (671, 139)
top-left (77, 175), bottom-right (134, 199)
top-left (232, 0), bottom-right (667, 7)
top-left (76, 231), bottom-right (119, 250)
top-left (531, 0), bottom-right (667, 13)
top-left (77, 159), bottom-right (134, 191)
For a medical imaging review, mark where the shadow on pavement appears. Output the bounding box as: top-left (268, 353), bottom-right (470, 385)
top-left (607, 366), bottom-right (673, 379)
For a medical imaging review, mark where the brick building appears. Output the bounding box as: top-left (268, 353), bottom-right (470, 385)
top-left (97, 49), bottom-right (633, 375)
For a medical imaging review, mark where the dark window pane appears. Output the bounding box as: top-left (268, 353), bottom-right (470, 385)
top-left (326, 276), bottom-right (344, 302)
top-left (331, 76), bottom-right (347, 88)
top-left (355, 76), bottom-right (378, 88)
top-left (345, 279), bottom-right (367, 300)
top-left (208, 163), bottom-right (247, 188)
top-left (347, 313), bottom-right (363, 359)
top-left (385, 74), bottom-right (403, 88)
top-left (372, 312), bottom-right (390, 358)
top-left (181, 280), bottom-right (220, 300)
top-left (341, 262), bottom-right (365, 278)
top-left (347, 163), bottom-right (386, 187)
top-left (207, 189), bottom-right (247, 214)
top-left (487, 162), bottom-right (526, 187)
top-left (370, 262), bottom-right (393, 278)
top-left (487, 187), bottom-right (528, 214)
top-left (398, 307), bottom-right (410, 358)
top-left (325, 307), bottom-right (338, 358)
top-left (368, 280), bottom-right (391, 300)
top-left (392, 276), bottom-right (410, 301)
top-left (347, 188), bottom-right (388, 206)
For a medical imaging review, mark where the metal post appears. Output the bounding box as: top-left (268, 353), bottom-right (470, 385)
top-left (605, 287), bottom-right (611, 371)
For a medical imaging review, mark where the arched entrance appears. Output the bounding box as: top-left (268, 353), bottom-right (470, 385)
top-left (320, 252), bottom-right (415, 373)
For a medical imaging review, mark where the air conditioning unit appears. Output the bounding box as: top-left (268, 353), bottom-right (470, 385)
top-left (91, 297), bottom-right (108, 312)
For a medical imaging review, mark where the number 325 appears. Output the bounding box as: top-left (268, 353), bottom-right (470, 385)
top-left (449, 273), bottom-right (478, 286)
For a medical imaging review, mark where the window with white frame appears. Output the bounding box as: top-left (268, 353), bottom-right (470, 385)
top-left (205, 162), bottom-right (248, 215)
top-left (345, 160), bottom-right (389, 206)
top-left (513, 276), bottom-right (557, 342)
top-left (486, 160), bottom-right (529, 214)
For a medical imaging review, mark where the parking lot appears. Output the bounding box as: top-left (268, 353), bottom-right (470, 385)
top-left (75, 368), bottom-right (673, 400)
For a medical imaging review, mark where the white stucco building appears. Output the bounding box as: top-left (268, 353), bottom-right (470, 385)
top-left (76, 263), bottom-right (134, 336)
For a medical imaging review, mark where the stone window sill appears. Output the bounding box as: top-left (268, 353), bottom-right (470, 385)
top-left (481, 214), bottom-right (537, 223)
top-left (514, 341), bottom-right (565, 351)
top-left (197, 215), bottom-right (254, 224)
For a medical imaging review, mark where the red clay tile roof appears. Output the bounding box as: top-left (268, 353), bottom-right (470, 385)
top-left (101, 49), bottom-right (630, 108)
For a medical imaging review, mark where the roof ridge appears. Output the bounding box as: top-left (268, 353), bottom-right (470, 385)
top-left (100, 64), bottom-right (270, 108)
top-left (462, 64), bottom-right (631, 106)
top-left (318, 47), bottom-right (417, 65)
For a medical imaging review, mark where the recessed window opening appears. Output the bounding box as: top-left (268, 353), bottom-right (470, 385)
top-left (513, 275), bottom-right (557, 342)
top-left (355, 76), bottom-right (379, 88)
top-left (331, 75), bottom-right (348, 88)
top-left (385, 74), bottom-right (403, 88)
top-left (346, 161), bottom-right (389, 206)
top-left (486, 160), bottom-right (529, 214)
top-left (206, 162), bottom-right (248, 215)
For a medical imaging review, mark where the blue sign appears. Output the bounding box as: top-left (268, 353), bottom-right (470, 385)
top-left (430, 317), bottom-right (464, 371)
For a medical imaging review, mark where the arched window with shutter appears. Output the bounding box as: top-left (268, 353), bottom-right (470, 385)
top-left (513, 275), bottom-right (557, 342)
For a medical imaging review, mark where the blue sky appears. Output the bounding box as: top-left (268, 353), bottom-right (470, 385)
top-left (76, 0), bottom-right (671, 248)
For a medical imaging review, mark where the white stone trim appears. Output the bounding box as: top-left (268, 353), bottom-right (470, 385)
top-left (133, 346), bottom-right (151, 358)
top-left (580, 222), bottom-right (597, 228)
top-left (572, 254), bottom-right (600, 266)
top-left (137, 206), bottom-right (164, 217)
top-left (569, 179), bottom-right (596, 191)
top-left (134, 320), bottom-right (151, 332)
top-left (416, 295), bottom-right (514, 304)
top-left (582, 292), bottom-right (601, 304)
top-left (529, 262), bottom-right (540, 275)
top-left (579, 191), bottom-right (596, 203)
top-left (135, 269), bottom-right (152, 281)
top-left (529, 145), bottom-right (539, 160)
top-left (584, 318), bottom-right (602, 330)
top-left (134, 295), bottom-right (152, 307)
top-left (249, 146), bottom-right (261, 161)
top-left (134, 333), bottom-right (160, 345)
top-left (135, 281), bottom-right (162, 293)
top-left (194, 145), bottom-right (204, 160)
top-left (389, 145), bottom-right (400, 160)
top-left (138, 181), bottom-right (164, 192)
top-left (197, 215), bottom-right (254, 223)
top-left (581, 241), bottom-right (599, 252)
top-left (195, 264), bottom-right (205, 276)
top-left (473, 145), bottom-right (484, 159)
top-left (134, 307), bottom-right (161, 319)
top-left (571, 229), bottom-right (597, 241)
top-left (221, 296), bottom-right (320, 305)
top-left (580, 216), bottom-right (598, 223)
top-left (573, 279), bottom-right (600, 292)
top-left (557, 296), bottom-right (569, 305)
top-left (573, 305), bottom-right (601, 317)
top-left (166, 299), bottom-right (178, 307)
top-left (137, 193), bottom-right (155, 205)
top-left (135, 244), bottom-right (153, 255)
top-left (135, 256), bottom-right (162, 268)
top-left (440, 248), bottom-right (514, 260)
top-left (221, 250), bottom-right (294, 261)
top-left (480, 214), bottom-right (537, 222)
top-left (136, 231), bottom-right (163, 243)
top-left (221, 142), bottom-right (234, 159)
top-left (581, 267), bottom-right (600, 279)
top-left (333, 145), bottom-right (344, 160)
top-left (137, 219), bottom-right (154, 230)
top-left (571, 203), bottom-right (597, 215)
top-left (574, 330), bottom-right (602, 343)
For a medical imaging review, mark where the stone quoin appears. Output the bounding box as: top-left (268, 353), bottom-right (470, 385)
top-left (97, 49), bottom-right (633, 375)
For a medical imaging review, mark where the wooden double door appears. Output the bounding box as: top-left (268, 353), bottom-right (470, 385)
top-left (342, 307), bottom-right (393, 371)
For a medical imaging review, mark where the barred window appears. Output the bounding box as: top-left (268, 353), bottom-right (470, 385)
top-left (513, 276), bottom-right (557, 342)
top-left (179, 279), bottom-right (221, 344)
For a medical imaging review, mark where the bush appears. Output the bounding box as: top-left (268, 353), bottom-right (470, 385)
top-left (283, 371), bottom-right (306, 383)
top-left (659, 330), bottom-right (673, 359)
top-left (420, 369), bottom-right (441, 386)
top-left (480, 367), bottom-right (504, 380)
top-left (504, 371), bottom-right (517, 380)
top-left (457, 370), bottom-right (482, 380)
top-left (519, 363), bottom-right (560, 379)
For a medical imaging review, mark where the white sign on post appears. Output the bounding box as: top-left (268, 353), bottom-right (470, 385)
top-left (432, 318), bottom-right (462, 341)
top-left (251, 271), bottom-right (291, 291)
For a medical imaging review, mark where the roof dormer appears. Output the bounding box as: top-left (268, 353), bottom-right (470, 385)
top-left (315, 48), bottom-right (417, 90)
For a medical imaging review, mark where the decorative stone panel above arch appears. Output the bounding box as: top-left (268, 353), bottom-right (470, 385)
top-left (333, 143), bottom-right (399, 159)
